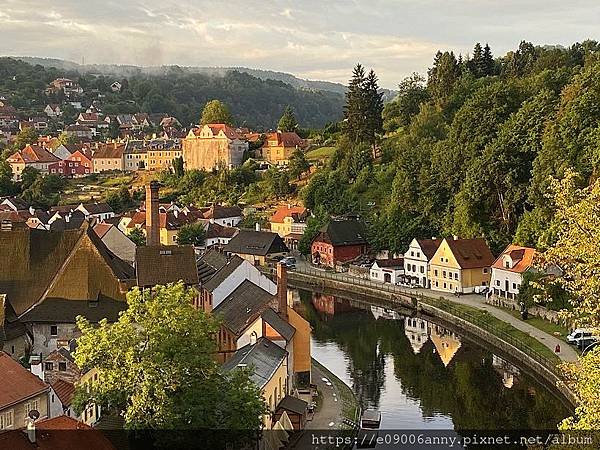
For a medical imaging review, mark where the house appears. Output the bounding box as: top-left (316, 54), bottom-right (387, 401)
top-left (48, 157), bottom-right (90, 177)
top-left (403, 238), bottom-right (443, 288)
top-left (490, 245), bottom-right (537, 300)
top-left (223, 230), bottom-right (289, 266)
top-left (92, 144), bottom-right (124, 172)
top-left (65, 124), bottom-right (93, 140)
top-left (76, 202), bottom-right (115, 221)
top-left (273, 396), bottom-right (308, 431)
top-left (7, 145), bottom-right (60, 180)
top-left (261, 131), bottom-right (305, 165)
top-left (311, 217), bottom-right (368, 268)
top-left (135, 245), bottom-right (199, 289)
top-left (0, 351), bottom-right (50, 430)
top-left (50, 144), bottom-right (74, 161)
top-left (93, 223), bottom-right (136, 264)
top-left (123, 140), bottom-right (149, 171)
top-left (44, 104), bottom-right (62, 118)
top-left (1, 294), bottom-right (30, 358)
top-left (430, 324), bottom-right (462, 367)
top-left (0, 225), bottom-right (135, 356)
top-left (125, 208), bottom-right (205, 245)
top-left (429, 237), bottom-right (495, 294)
top-left (201, 204), bottom-right (243, 227)
top-left (182, 124), bottom-right (248, 171)
top-left (196, 251), bottom-right (276, 312)
top-left (110, 81), bottom-right (122, 92)
top-left (269, 205), bottom-right (308, 238)
top-left (370, 258), bottom-right (404, 284)
top-left (37, 346), bottom-right (80, 385)
top-left (222, 337), bottom-right (288, 428)
top-left (46, 78), bottom-right (83, 97)
top-left (203, 221), bottom-right (238, 248)
top-left (0, 415), bottom-right (116, 450)
top-left (49, 379), bottom-right (77, 419)
top-left (146, 139), bottom-right (183, 171)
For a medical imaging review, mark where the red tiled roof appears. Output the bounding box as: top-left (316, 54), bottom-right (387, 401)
top-left (12, 145), bottom-right (60, 164)
top-left (194, 123), bottom-right (242, 140)
top-left (492, 244), bottom-right (536, 273)
top-left (51, 379), bottom-right (75, 407)
top-left (270, 205), bottom-right (307, 224)
top-left (265, 131), bottom-right (304, 148)
top-left (0, 351), bottom-right (49, 409)
top-left (93, 144), bottom-right (124, 159)
top-left (416, 238), bottom-right (443, 260)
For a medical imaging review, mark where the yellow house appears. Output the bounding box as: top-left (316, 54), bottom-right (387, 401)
top-left (78, 368), bottom-right (102, 426)
top-left (147, 147), bottom-right (182, 171)
top-left (261, 132), bottom-right (305, 165)
top-left (269, 205), bottom-right (308, 237)
top-left (429, 237), bottom-right (495, 294)
top-left (430, 325), bottom-right (462, 367)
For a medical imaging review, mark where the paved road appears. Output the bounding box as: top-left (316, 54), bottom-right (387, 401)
top-left (292, 256), bottom-right (579, 363)
top-left (307, 363), bottom-right (343, 430)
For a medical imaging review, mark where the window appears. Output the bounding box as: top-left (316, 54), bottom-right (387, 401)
top-left (434, 269), bottom-right (438, 276)
top-left (505, 261), bottom-right (510, 269)
top-left (454, 273), bottom-right (459, 280)
top-left (483, 268), bottom-right (488, 273)
top-left (496, 280), bottom-right (500, 286)
top-left (443, 282), bottom-right (447, 289)
top-left (59, 362), bottom-right (67, 371)
top-left (443, 271), bottom-right (447, 278)
top-left (420, 266), bottom-right (424, 274)
top-left (45, 362), bottom-right (53, 371)
top-left (417, 252), bottom-right (420, 258)
top-left (512, 283), bottom-right (517, 290)
top-left (50, 325), bottom-right (58, 336)
top-left (0, 410), bottom-right (14, 430)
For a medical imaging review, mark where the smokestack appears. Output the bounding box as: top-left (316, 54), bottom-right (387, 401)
top-left (276, 263), bottom-right (288, 321)
top-left (146, 181), bottom-right (160, 246)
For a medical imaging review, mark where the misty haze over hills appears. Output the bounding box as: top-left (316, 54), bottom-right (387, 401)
top-left (16, 56), bottom-right (397, 101)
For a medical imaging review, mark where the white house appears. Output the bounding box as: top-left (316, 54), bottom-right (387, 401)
top-left (369, 258), bottom-right (404, 284)
top-left (44, 104), bottom-right (62, 118)
top-left (111, 81), bottom-right (122, 92)
top-left (490, 244), bottom-right (536, 300)
top-left (403, 238), bottom-right (442, 288)
top-left (404, 317), bottom-right (430, 354)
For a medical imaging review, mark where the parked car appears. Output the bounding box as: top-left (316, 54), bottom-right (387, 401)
top-left (577, 336), bottom-right (598, 351)
top-left (271, 255), bottom-right (284, 262)
top-left (473, 286), bottom-right (489, 295)
top-left (282, 256), bottom-right (296, 265)
top-left (567, 328), bottom-right (595, 344)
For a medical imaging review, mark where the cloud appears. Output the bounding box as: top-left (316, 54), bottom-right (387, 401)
top-left (0, 0), bottom-right (599, 88)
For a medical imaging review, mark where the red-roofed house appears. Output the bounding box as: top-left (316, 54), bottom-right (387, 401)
top-left (0, 351), bottom-right (50, 430)
top-left (48, 150), bottom-right (92, 177)
top-left (7, 145), bottom-right (60, 181)
top-left (261, 131), bottom-right (306, 165)
top-left (269, 205), bottom-right (308, 237)
top-left (183, 123), bottom-right (248, 171)
top-left (490, 244), bottom-right (537, 300)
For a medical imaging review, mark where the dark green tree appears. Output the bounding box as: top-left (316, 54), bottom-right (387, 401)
top-left (177, 222), bottom-right (206, 247)
top-left (200, 100), bottom-right (233, 125)
top-left (278, 106), bottom-right (299, 132)
top-left (364, 69), bottom-right (384, 147)
top-left (344, 63), bottom-right (368, 144)
top-left (173, 156), bottom-right (184, 178)
top-left (128, 227), bottom-right (146, 246)
top-left (288, 148), bottom-right (310, 180)
top-left (427, 51), bottom-right (460, 103)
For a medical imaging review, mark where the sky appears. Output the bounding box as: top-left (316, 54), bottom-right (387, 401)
top-left (1, 0), bottom-right (599, 88)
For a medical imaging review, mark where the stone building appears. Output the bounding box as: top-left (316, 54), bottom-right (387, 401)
top-left (182, 124), bottom-right (247, 171)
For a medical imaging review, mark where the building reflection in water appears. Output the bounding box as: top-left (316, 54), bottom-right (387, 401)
top-left (492, 354), bottom-right (521, 389)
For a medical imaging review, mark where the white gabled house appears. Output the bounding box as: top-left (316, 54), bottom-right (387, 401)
top-left (403, 238), bottom-right (442, 288)
top-left (490, 244), bottom-right (536, 300)
top-left (370, 258), bottom-right (404, 284)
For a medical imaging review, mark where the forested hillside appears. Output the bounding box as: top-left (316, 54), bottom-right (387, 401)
top-left (303, 40), bottom-right (600, 254)
top-left (0, 57), bottom-right (344, 128)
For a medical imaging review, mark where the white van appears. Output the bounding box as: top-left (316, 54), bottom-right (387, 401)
top-left (566, 328), bottom-right (595, 344)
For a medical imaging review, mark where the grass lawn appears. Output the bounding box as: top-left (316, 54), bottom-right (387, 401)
top-left (429, 298), bottom-right (562, 364)
top-left (306, 146), bottom-right (335, 160)
top-left (500, 307), bottom-right (570, 338)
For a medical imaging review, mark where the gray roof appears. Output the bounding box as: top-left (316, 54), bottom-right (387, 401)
top-left (135, 245), bottom-right (199, 287)
top-left (222, 337), bottom-right (287, 389)
top-left (19, 297), bottom-right (126, 324)
top-left (277, 395), bottom-right (308, 415)
top-left (202, 256), bottom-right (244, 292)
top-left (213, 280), bottom-right (273, 336)
top-left (224, 230), bottom-right (288, 257)
top-left (315, 218), bottom-right (368, 246)
top-left (196, 250), bottom-right (228, 284)
top-left (261, 308), bottom-right (295, 341)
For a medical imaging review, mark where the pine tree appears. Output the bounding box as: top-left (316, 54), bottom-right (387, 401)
top-left (427, 51), bottom-right (459, 102)
top-left (483, 43), bottom-right (495, 76)
top-left (278, 105), bottom-right (298, 132)
top-left (470, 42), bottom-right (485, 77)
top-left (344, 63), bottom-right (368, 143)
top-left (364, 69), bottom-right (384, 147)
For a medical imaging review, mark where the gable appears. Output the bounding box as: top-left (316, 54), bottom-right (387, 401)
top-left (431, 240), bottom-right (460, 269)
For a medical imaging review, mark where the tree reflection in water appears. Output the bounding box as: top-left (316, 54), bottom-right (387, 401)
top-left (298, 290), bottom-right (570, 431)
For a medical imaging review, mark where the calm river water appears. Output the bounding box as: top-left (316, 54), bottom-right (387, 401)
top-left (294, 289), bottom-right (570, 434)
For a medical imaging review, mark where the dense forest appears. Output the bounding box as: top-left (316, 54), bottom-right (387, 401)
top-left (302, 40), bottom-right (600, 255)
top-left (0, 57), bottom-right (344, 128)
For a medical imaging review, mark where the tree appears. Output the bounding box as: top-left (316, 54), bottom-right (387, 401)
top-left (537, 171), bottom-right (600, 430)
top-left (364, 70), bottom-right (384, 148)
top-left (427, 51), bottom-right (459, 102)
top-left (72, 283), bottom-right (266, 439)
top-left (483, 44), bottom-right (495, 76)
top-left (383, 73), bottom-right (429, 131)
top-left (0, 158), bottom-right (15, 196)
top-left (177, 222), bottom-right (206, 247)
top-left (344, 63), bottom-right (368, 144)
top-left (298, 206), bottom-right (329, 255)
top-left (55, 131), bottom-right (78, 148)
top-left (288, 148), bottom-right (310, 180)
top-left (108, 119), bottom-right (120, 139)
top-left (13, 127), bottom-right (39, 150)
top-left (105, 186), bottom-right (133, 213)
top-left (173, 156), bottom-right (184, 178)
top-left (20, 166), bottom-right (41, 190)
top-left (200, 100), bottom-right (233, 126)
top-left (278, 106), bottom-right (298, 132)
top-left (128, 227), bottom-right (146, 246)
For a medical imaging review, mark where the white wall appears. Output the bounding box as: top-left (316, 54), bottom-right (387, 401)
top-left (212, 260), bottom-right (277, 308)
top-left (403, 239), bottom-right (430, 287)
top-left (491, 268), bottom-right (524, 299)
top-left (237, 317), bottom-right (264, 348)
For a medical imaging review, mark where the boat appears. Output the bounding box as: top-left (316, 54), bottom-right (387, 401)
top-left (356, 409), bottom-right (381, 448)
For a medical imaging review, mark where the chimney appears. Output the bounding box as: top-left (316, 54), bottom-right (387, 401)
top-left (146, 181), bottom-right (160, 246)
top-left (255, 222), bottom-right (260, 232)
top-left (276, 263), bottom-right (288, 321)
top-left (453, 235), bottom-right (458, 241)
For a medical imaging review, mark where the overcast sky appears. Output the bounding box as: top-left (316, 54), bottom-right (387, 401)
top-left (1, 0), bottom-right (599, 88)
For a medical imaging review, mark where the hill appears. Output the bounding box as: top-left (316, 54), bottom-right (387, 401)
top-left (1, 57), bottom-right (344, 129)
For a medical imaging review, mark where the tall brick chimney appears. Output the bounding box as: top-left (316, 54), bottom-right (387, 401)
top-left (276, 263), bottom-right (288, 321)
top-left (146, 181), bottom-right (160, 246)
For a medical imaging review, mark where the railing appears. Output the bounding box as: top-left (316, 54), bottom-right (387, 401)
top-left (264, 264), bottom-right (565, 380)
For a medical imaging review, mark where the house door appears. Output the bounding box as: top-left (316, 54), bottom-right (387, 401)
top-left (423, 277), bottom-right (427, 288)
top-left (384, 273), bottom-right (391, 283)
top-left (505, 279), bottom-right (509, 297)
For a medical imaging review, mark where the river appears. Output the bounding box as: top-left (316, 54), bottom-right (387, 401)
top-left (293, 289), bottom-right (570, 435)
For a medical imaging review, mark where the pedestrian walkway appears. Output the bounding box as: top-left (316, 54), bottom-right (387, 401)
top-left (307, 362), bottom-right (344, 430)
